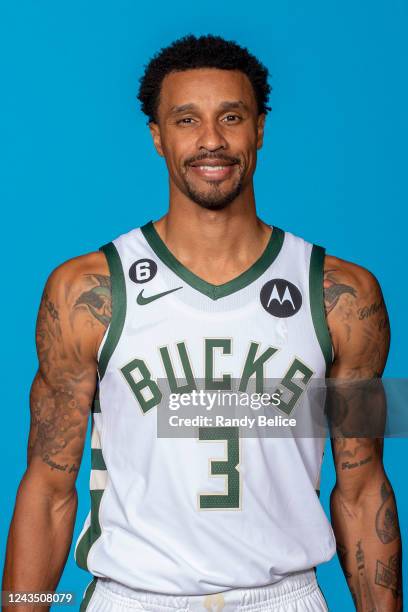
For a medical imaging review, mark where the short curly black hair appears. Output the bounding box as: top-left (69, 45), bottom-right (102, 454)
top-left (137, 34), bottom-right (272, 123)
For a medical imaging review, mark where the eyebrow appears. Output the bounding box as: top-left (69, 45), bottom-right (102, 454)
top-left (169, 100), bottom-right (249, 114)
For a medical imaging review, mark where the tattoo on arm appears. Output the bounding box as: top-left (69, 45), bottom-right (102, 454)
top-left (375, 481), bottom-right (399, 544)
top-left (375, 553), bottom-right (402, 599)
top-left (357, 299), bottom-right (384, 320)
top-left (74, 274), bottom-right (111, 328)
top-left (355, 540), bottom-right (376, 610)
top-left (29, 369), bottom-right (94, 473)
top-left (341, 454), bottom-right (373, 471)
top-left (324, 269), bottom-right (357, 315)
top-left (36, 292), bottom-right (64, 378)
top-left (324, 269), bottom-right (357, 345)
top-left (332, 438), bottom-right (380, 470)
top-left (324, 259), bottom-right (390, 378)
top-left (29, 275), bottom-right (99, 474)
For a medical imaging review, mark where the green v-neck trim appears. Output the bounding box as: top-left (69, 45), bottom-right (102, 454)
top-left (140, 220), bottom-right (285, 301)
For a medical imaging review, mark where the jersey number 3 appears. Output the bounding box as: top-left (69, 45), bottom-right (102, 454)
top-left (198, 426), bottom-right (240, 510)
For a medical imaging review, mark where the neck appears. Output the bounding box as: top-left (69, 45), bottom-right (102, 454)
top-left (153, 184), bottom-right (272, 285)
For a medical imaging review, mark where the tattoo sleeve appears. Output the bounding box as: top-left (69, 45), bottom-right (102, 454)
top-left (326, 257), bottom-right (402, 611)
top-left (28, 271), bottom-right (111, 481)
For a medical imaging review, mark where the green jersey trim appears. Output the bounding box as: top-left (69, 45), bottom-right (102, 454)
top-left (79, 577), bottom-right (98, 610)
top-left (309, 244), bottom-right (333, 373)
top-left (75, 488), bottom-right (104, 572)
top-left (75, 405), bottom-right (108, 573)
top-left (140, 220), bottom-right (285, 301)
top-left (98, 242), bottom-right (127, 380)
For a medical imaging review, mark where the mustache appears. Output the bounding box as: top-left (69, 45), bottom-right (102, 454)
top-left (184, 153), bottom-right (241, 166)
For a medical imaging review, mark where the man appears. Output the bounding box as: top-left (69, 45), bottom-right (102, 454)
top-left (2, 35), bottom-right (402, 611)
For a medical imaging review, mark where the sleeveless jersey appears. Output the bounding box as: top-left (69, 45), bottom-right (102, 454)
top-left (74, 220), bottom-right (337, 595)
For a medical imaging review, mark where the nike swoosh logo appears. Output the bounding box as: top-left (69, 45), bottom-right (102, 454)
top-left (136, 286), bottom-right (183, 305)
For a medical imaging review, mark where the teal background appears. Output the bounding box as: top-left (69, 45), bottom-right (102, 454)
top-left (1, 1), bottom-right (406, 609)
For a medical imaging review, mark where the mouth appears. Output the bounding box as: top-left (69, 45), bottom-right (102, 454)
top-left (187, 160), bottom-right (238, 181)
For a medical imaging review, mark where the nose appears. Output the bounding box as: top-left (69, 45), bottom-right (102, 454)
top-left (196, 120), bottom-right (228, 152)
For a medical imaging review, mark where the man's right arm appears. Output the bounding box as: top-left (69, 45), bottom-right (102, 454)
top-left (2, 252), bottom-right (110, 611)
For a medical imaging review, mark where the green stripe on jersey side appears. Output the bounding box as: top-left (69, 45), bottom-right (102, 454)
top-left (91, 448), bottom-right (106, 470)
top-left (79, 577), bottom-right (98, 611)
top-left (98, 242), bottom-right (127, 380)
top-left (75, 490), bottom-right (105, 571)
top-left (309, 245), bottom-right (333, 373)
top-left (75, 415), bottom-right (107, 572)
top-left (92, 386), bottom-right (101, 413)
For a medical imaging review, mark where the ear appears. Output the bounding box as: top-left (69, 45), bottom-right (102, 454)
top-left (256, 113), bottom-right (266, 150)
top-left (149, 121), bottom-right (164, 157)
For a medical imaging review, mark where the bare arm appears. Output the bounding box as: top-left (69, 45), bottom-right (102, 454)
top-left (325, 256), bottom-right (402, 611)
top-left (2, 252), bottom-right (110, 611)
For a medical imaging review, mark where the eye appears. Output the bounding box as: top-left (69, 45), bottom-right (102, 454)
top-left (176, 117), bottom-right (196, 125)
top-left (222, 114), bottom-right (241, 123)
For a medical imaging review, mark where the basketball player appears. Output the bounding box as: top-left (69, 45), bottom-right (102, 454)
top-left (2, 35), bottom-right (402, 611)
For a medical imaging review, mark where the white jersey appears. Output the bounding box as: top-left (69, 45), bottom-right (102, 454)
top-left (75, 220), bottom-right (337, 595)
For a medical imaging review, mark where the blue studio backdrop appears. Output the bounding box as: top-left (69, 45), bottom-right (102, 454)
top-left (1, 1), bottom-right (406, 609)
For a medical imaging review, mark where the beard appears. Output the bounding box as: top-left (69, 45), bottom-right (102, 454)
top-left (180, 153), bottom-right (245, 210)
top-left (183, 175), bottom-right (244, 210)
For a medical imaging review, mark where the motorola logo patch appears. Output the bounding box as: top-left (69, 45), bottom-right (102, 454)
top-left (129, 259), bottom-right (157, 284)
top-left (260, 279), bottom-right (302, 318)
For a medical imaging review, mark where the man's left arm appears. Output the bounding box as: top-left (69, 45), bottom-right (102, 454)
top-left (324, 255), bottom-right (403, 611)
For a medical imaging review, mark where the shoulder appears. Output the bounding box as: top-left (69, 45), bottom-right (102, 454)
top-left (43, 250), bottom-right (110, 315)
top-left (46, 251), bottom-right (109, 289)
top-left (323, 254), bottom-right (390, 377)
top-left (37, 251), bottom-right (111, 359)
top-left (43, 251), bottom-right (110, 311)
top-left (323, 254), bottom-right (381, 313)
